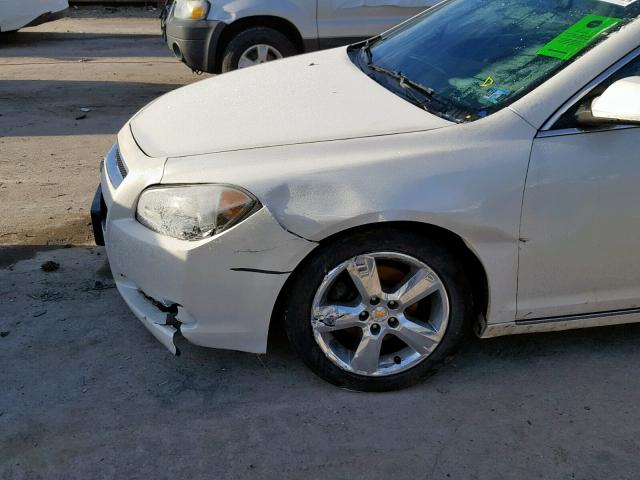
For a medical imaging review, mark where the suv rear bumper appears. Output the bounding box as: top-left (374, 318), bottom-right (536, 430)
top-left (164, 17), bottom-right (226, 73)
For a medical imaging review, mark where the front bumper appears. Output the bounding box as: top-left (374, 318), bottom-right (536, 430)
top-left (163, 14), bottom-right (226, 73)
top-left (94, 127), bottom-right (316, 355)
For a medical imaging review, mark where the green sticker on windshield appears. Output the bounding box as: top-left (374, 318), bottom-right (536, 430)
top-left (537, 15), bottom-right (621, 61)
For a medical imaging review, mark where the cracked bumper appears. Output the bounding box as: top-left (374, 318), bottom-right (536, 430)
top-left (105, 207), bottom-right (314, 354)
top-left (116, 283), bottom-right (180, 355)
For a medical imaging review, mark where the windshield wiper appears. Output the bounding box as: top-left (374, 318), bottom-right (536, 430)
top-left (366, 62), bottom-right (435, 100)
top-left (360, 42), bottom-right (435, 102)
top-left (361, 35), bottom-right (381, 64)
top-left (359, 43), bottom-right (461, 120)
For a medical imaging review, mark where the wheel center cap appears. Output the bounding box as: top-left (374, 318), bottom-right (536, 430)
top-left (372, 306), bottom-right (388, 320)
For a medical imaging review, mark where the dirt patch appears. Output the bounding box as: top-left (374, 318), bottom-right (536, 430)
top-left (0, 245), bottom-right (63, 269)
top-left (68, 4), bottom-right (162, 19)
top-left (0, 217), bottom-right (95, 268)
top-left (1, 216), bottom-right (94, 249)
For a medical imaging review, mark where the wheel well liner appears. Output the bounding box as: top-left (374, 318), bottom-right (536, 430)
top-left (268, 221), bottom-right (490, 350)
top-left (215, 16), bottom-right (304, 72)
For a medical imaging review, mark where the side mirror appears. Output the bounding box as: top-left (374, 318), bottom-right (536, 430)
top-left (577, 76), bottom-right (640, 126)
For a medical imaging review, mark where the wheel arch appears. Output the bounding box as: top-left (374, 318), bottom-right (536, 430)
top-left (267, 221), bottom-right (490, 350)
top-left (215, 16), bottom-right (304, 72)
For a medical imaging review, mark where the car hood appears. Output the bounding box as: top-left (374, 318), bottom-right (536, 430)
top-left (130, 47), bottom-right (451, 158)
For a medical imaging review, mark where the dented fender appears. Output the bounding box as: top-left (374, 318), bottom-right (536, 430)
top-left (104, 194), bottom-right (317, 354)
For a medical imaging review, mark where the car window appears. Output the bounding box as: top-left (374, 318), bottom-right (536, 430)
top-left (551, 52), bottom-right (640, 129)
top-left (350, 0), bottom-right (640, 123)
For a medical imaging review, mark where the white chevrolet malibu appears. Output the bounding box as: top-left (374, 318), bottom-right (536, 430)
top-left (93, 0), bottom-right (640, 391)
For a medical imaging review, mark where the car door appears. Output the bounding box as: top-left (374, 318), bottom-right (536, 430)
top-left (316, 0), bottom-right (432, 48)
top-left (517, 51), bottom-right (640, 321)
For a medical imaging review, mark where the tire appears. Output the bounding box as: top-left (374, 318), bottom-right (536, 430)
top-left (221, 27), bottom-right (298, 73)
top-left (283, 227), bottom-right (475, 391)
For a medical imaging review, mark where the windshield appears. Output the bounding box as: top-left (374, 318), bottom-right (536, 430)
top-left (351, 0), bottom-right (640, 122)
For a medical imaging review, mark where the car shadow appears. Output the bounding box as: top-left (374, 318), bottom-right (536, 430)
top-left (0, 31), bottom-right (170, 60)
top-left (186, 306), bottom-right (640, 393)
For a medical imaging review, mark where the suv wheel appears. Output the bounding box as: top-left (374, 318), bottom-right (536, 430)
top-left (221, 27), bottom-right (297, 72)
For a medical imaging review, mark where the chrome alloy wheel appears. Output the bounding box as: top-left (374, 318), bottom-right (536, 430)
top-left (311, 252), bottom-right (450, 377)
top-left (237, 44), bottom-right (283, 69)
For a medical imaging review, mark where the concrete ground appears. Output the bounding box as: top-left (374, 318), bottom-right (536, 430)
top-left (1, 8), bottom-right (640, 480)
top-left (0, 5), bottom-right (207, 246)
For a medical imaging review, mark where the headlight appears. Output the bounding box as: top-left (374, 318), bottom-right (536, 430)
top-left (136, 185), bottom-right (259, 241)
top-left (173, 0), bottom-right (210, 20)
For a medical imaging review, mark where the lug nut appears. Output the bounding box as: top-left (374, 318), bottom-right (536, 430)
top-left (359, 311), bottom-right (369, 321)
top-left (394, 356), bottom-right (402, 364)
top-left (388, 317), bottom-right (399, 328)
top-left (370, 324), bottom-right (381, 335)
top-left (370, 296), bottom-right (380, 305)
top-left (388, 300), bottom-right (398, 309)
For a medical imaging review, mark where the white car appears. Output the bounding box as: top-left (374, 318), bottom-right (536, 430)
top-left (0, 0), bottom-right (68, 33)
top-left (93, 0), bottom-right (640, 391)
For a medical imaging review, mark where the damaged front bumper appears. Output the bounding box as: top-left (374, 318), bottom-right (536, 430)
top-left (96, 126), bottom-right (316, 356)
top-left (117, 284), bottom-right (181, 355)
top-left (105, 207), bottom-right (315, 356)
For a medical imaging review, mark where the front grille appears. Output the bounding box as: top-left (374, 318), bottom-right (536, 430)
top-left (106, 144), bottom-right (127, 189)
top-left (115, 148), bottom-right (128, 180)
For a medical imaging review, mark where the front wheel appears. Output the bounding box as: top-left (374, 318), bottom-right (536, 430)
top-left (221, 27), bottom-right (297, 72)
top-left (283, 228), bottom-right (474, 391)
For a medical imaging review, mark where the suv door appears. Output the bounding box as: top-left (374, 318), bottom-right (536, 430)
top-left (316, 0), bottom-right (432, 48)
top-left (517, 51), bottom-right (640, 320)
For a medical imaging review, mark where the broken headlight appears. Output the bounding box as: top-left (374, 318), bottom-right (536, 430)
top-left (173, 0), bottom-right (210, 20)
top-left (136, 185), bottom-right (259, 241)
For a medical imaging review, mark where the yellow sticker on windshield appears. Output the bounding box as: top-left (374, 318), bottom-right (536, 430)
top-left (537, 15), bottom-right (621, 61)
top-left (480, 76), bottom-right (495, 88)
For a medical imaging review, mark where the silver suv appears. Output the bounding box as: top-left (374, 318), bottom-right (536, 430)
top-left (161, 0), bottom-right (432, 73)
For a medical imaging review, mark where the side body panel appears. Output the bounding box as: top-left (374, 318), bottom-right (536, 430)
top-left (208, 0), bottom-right (318, 40)
top-left (513, 23), bottom-right (640, 321)
top-left (317, 0), bottom-right (431, 42)
top-left (518, 127), bottom-right (640, 319)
